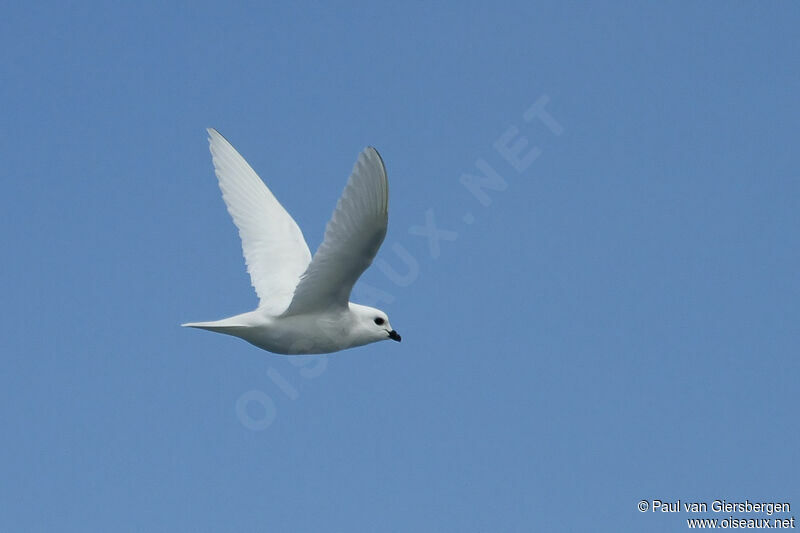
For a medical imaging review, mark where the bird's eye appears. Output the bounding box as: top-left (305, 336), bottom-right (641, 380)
top-left (374, 317), bottom-right (385, 325)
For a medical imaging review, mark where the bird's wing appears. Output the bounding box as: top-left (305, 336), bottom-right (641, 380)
top-left (207, 128), bottom-right (312, 314)
top-left (282, 147), bottom-right (388, 316)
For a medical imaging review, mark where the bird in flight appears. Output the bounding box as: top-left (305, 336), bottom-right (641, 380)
top-left (183, 129), bottom-right (401, 354)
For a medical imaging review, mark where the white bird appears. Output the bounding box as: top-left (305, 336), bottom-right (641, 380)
top-left (183, 129), bottom-right (401, 354)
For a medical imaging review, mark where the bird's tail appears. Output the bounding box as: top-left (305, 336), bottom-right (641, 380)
top-left (181, 315), bottom-right (248, 333)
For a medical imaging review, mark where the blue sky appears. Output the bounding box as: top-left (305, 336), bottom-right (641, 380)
top-left (1, 2), bottom-right (798, 531)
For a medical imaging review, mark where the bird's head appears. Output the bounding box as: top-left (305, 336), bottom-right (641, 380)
top-left (349, 303), bottom-right (401, 345)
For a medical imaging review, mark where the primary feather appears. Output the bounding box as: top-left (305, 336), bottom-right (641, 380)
top-left (283, 147), bottom-right (388, 316)
top-left (207, 128), bottom-right (312, 315)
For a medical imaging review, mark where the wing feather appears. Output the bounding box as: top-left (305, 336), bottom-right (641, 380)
top-left (282, 147), bottom-right (388, 315)
top-left (206, 128), bottom-right (312, 314)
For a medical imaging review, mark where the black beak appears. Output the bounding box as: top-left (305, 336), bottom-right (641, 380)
top-left (388, 330), bottom-right (401, 342)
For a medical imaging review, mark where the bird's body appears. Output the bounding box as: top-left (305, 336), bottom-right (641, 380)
top-left (183, 129), bottom-right (400, 355)
top-left (185, 303), bottom-right (395, 355)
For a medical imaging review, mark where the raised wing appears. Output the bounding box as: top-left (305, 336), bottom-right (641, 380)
top-left (207, 128), bottom-right (312, 314)
top-left (282, 147), bottom-right (388, 316)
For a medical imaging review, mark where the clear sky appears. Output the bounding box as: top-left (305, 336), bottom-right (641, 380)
top-left (1, 2), bottom-right (798, 532)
